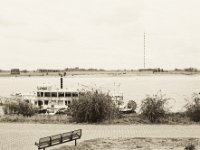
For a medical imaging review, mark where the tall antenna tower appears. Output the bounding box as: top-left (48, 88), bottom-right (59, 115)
top-left (144, 32), bottom-right (146, 69)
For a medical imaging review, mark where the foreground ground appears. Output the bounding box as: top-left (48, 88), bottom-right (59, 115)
top-left (0, 123), bottom-right (200, 150)
top-left (54, 138), bottom-right (200, 150)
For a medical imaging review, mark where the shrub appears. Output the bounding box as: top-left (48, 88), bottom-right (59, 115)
top-left (184, 68), bottom-right (198, 72)
top-left (140, 92), bottom-right (169, 123)
top-left (3, 100), bottom-right (37, 117)
top-left (185, 144), bottom-right (196, 150)
top-left (69, 90), bottom-right (119, 123)
top-left (127, 100), bottom-right (137, 113)
top-left (185, 93), bottom-right (200, 122)
top-left (18, 101), bottom-right (37, 116)
top-left (3, 102), bottom-right (19, 114)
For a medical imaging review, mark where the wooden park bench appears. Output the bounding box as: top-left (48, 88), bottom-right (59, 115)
top-left (35, 129), bottom-right (82, 150)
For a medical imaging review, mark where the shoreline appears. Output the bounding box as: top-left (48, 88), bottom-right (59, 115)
top-left (0, 73), bottom-right (200, 79)
top-left (0, 71), bottom-right (200, 78)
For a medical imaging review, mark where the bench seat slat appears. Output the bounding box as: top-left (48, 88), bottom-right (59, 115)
top-left (51, 134), bottom-right (62, 146)
top-left (62, 132), bottom-right (72, 142)
top-left (39, 137), bottom-right (51, 148)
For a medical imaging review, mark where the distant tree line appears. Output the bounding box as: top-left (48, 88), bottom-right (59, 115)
top-left (139, 68), bottom-right (164, 72)
top-left (174, 67), bottom-right (198, 72)
top-left (0, 67), bottom-right (199, 74)
top-left (64, 67), bottom-right (105, 72)
top-left (36, 67), bottom-right (105, 73)
top-left (37, 69), bottom-right (61, 72)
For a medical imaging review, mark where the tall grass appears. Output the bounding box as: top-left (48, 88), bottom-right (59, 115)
top-left (70, 90), bottom-right (119, 123)
top-left (140, 92), bottom-right (170, 123)
top-left (3, 100), bottom-right (37, 117)
top-left (185, 93), bottom-right (200, 122)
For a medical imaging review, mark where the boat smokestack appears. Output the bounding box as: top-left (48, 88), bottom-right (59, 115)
top-left (60, 76), bottom-right (63, 89)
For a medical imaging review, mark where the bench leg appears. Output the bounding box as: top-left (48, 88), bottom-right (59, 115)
top-left (75, 140), bottom-right (78, 150)
top-left (75, 139), bottom-right (77, 146)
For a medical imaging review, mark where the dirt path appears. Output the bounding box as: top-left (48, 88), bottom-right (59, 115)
top-left (0, 123), bottom-right (200, 150)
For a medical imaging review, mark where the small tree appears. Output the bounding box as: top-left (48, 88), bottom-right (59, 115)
top-left (70, 90), bottom-right (118, 123)
top-left (140, 92), bottom-right (169, 123)
top-left (185, 93), bottom-right (200, 122)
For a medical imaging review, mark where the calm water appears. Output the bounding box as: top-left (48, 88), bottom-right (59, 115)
top-left (0, 75), bottom-right (200, 112)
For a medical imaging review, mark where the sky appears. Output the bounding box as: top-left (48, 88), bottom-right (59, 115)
top-left (0, 0), bottom-right (200, 70)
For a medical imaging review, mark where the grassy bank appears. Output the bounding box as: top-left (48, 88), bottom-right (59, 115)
top-left (0, 113), bottom-right (199, 125)
top-left (105, 113), bottom-right (197, 125)
top-left (0, 114), bottom-right (71, 124)
top-left (53, 138), bottom-right (200, 150)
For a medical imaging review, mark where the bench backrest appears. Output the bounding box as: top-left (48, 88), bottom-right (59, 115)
top-left (36, 129), bottom-right (82, 149)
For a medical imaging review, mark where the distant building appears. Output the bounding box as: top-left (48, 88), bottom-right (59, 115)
top-left (11, 69), bottom-right (20, 75)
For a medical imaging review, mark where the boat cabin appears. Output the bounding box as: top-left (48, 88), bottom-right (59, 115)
top-left (35, 84), bottom-right (79, 110)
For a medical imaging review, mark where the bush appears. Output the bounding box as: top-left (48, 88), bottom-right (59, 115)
top-left (184, 68), bottom-right (198, 72)
top-left (69, 90), bottom-right (119, 123)
top-left (185, 144), bottom-right (196, 150)
top-left (185, 93), bottom-right (200, 122)
top-left (127, 100), bottom-right (137, 113)
top-left (140, 92), bottom-right (169, 123)
top-left (3, 100), bottom-right (37, 117)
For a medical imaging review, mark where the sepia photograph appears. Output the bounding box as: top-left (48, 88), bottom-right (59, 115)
top-left (0, 0), bottom-right (200, 149)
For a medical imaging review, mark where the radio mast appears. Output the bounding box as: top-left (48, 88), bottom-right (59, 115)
top-left (144, 32), bottom-right (146, 69)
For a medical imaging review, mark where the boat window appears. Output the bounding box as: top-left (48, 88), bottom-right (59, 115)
top-left (37, 92), bottom-right (40, 97)
top-left (37, 92), bottom-right (43, 97)
top-left (68, 101), bottom-right (71, 105)
top-left (51, 100), bottom-right (56, 104)
top-left (58, 100), bottom-right (63, 105)
top-left (44, 92), bottom-right (50, 97)
top-left (65, 101), bottom-right (68, 106)
top-left (65, 92), bottom-right (71, 97)
top-left (58, 92), bottom-right (64, 97)
top-left (72, 93), bottom-right (78, 97)
top-left (51, 92), bottom-right (57, 97)
top-left (44, 100), bottom-right (49, 105)
top-left (38, 100), bottom-right (43, 106)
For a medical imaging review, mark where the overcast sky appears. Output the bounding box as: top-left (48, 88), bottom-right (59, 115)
top-left (0, 0), bottom-right (200, 70)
